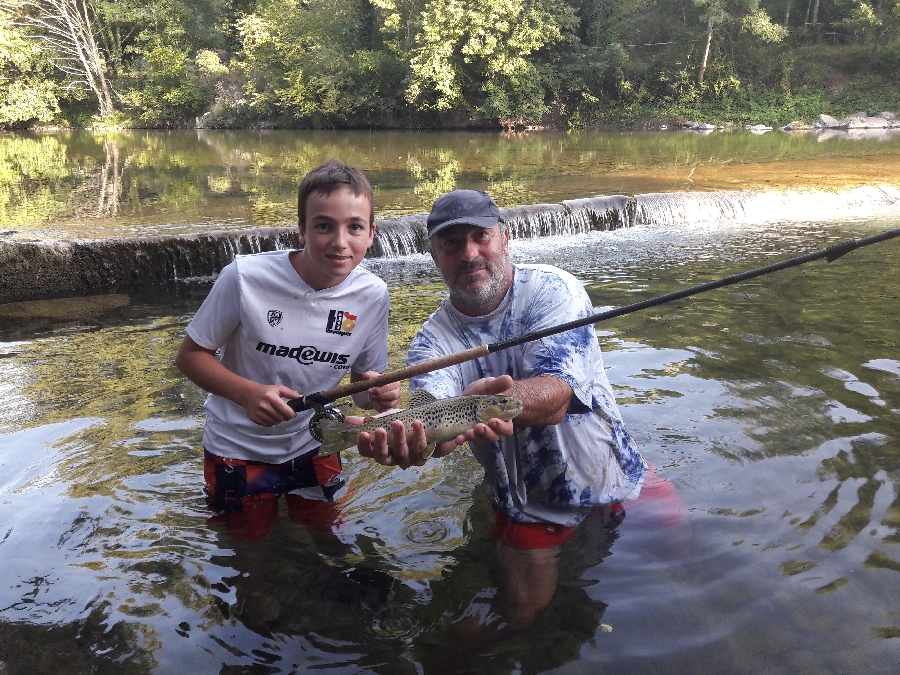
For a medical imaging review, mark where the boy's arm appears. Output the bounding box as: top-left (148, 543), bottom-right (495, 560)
top-left (176, 336), bottom-right (300, 427)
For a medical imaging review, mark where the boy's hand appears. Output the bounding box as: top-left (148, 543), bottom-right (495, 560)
top-left (351, 370), bottom-right (402, 412)
top-left (241, 383), bottom-right (301, 427)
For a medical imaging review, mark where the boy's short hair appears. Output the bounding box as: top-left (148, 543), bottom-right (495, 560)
top-left (297, 159), bottom-right (374, 228)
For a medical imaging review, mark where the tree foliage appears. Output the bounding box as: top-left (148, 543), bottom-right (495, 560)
top-left (0, 6), bottom-right (60, 126)
top-left (404, 0), bottom-right (576, 125)
top-left (2, 0), bottom-right (899, 128)
top-left (3, 0), bottom-right (115, 116)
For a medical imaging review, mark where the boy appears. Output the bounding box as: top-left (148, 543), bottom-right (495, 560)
top-left (176, 159), bottom-right (399, 534)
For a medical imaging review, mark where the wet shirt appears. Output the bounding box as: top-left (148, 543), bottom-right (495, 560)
top-left (187, 251), bottom-right (389, 463)
top-left (408, 264), bottom-right (646, 527)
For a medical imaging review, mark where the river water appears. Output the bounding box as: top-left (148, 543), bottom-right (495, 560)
top-left (4, 127), bottom-right (900, 240)
top-left (0, 130), bottom-right (899, 674)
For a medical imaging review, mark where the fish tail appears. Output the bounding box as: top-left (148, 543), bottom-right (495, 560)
top-left (316, 419), bottom-right (361, 456)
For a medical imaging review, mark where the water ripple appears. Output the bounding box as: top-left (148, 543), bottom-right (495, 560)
top-left (403, 520), bottom-right (450, 545)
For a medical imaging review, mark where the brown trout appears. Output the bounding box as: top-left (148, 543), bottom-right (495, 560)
top-left (316, 390), bottom-right (523, 458)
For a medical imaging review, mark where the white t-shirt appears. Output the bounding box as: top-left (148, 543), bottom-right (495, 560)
top-left (407, 264), bottom-right (646, 527)
top-left (186, 250), bottom-right (389, 463)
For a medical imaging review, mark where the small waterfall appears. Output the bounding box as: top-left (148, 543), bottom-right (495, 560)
top-left (2, 184), bottom-right (899, 303)
top-left (369, 215), bottom-right (429, 257)
top-left (368, 198), bottom-right (635, 257)
top-left (633, 185), bottom-right (900, 226)
top-left (562, 195), bottom-right (637, 230)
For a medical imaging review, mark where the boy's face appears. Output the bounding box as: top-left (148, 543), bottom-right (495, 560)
top-left (296, 186), bottom-right (375, 290)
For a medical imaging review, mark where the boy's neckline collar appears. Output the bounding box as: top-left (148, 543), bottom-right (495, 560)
top-left (288, 249), bottom-right (360, 292)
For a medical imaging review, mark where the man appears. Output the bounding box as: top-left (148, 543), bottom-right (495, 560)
top-left (358, 189), bottom-right (646, 643)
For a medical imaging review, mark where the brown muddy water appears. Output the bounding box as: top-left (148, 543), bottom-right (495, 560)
top-left (1, 129), bottom-right (899, 674)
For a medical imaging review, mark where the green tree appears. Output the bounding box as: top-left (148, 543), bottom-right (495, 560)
top-left (120, 40), bottom-right (206, 125)
top-left (99, 0), bottom-right (231, 124)
top-left (235, 0), bottom-right (404, 125)
top-left (405, 0), bottom-right (577, 126)
top-left (0, 5), bottom-right (60, 126)
top-left (3, 0), bottom-right (116, 116)
top-left (694, 0), bottom-right (785, 84)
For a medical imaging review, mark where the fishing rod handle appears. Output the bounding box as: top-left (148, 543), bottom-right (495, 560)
top-left (287, 344), bottom-right (491, 412)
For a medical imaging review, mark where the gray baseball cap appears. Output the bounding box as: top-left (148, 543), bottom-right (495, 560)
top-left (426, 190), bottom-right (503, 237)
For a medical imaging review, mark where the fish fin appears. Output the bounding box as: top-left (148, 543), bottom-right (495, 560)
top-left (422, 443), bottom-right (436, 460)
top-left (316, 419), bottom-right (360, 456)
top-left (409, 389), bottom-right (438, 408)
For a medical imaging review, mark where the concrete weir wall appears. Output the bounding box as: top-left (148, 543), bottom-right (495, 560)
top-left (0, 197), bottom-right (633, 303)
top-left (0, 228), bottom-right (301, 303)
top-left (3, 186), bottom-right (900, 303)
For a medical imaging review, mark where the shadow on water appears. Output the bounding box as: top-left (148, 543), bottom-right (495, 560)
top-left (1, 213), bottom-right (899, 673)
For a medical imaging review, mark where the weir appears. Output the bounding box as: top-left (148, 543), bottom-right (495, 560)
top-left (2, 185), bottom-right (900, 303)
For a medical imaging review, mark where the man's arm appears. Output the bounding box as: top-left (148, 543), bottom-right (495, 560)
top-left (176, 335), bottom-right (299, 427)
top-left (501, 375), bottom-right (572, 427)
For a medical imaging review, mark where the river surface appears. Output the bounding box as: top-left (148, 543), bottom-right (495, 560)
top-left (3, 128), bottom-right (900, 239)
top-left (1, 217), bottom-right (899, 674)
top-left (1, 130), bottom-right (899, 674)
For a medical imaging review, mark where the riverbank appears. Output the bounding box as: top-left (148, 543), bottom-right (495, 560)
top-left (18, 84), bottom-right (900, 136)
top-left (25, 110), bottom-right (900, 135)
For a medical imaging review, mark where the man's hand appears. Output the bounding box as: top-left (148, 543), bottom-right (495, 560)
top-left (356, 374), bottom-right (517, 468)
top-left (430, 375), bottom-right (516, 456)
top-left (486, 373), bottom-right (572, 427)
top-left (461, 374), bottom-right (514, 397)
top-left (431, 417), bottom-right (513, 458)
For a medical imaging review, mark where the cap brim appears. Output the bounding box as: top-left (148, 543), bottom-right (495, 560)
top-left (427, 215), bottom-right (502, 237)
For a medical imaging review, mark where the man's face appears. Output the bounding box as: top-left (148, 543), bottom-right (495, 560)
top-left (429, 223), bottom-right (512, 316)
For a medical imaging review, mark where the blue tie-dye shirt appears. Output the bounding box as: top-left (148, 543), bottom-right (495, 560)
top-left (408, 264), bottom-right (647, 527)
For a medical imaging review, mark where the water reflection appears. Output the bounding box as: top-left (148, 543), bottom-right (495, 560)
top-left (4, 129), bottom-right (900, 240)
top-left (1, 220), bottom-right (899, 673)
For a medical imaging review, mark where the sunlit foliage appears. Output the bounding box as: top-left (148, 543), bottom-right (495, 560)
top-left (3, 0), bottom-right (900, 128)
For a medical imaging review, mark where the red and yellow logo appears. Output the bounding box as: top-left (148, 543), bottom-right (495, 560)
top-left (326, 309), bottom-right (357, 336)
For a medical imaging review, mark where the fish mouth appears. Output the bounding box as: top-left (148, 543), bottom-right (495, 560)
top-left (482, 397), bottom-right (524, 419)
top-left (504, 401), bottom-right (524, 416)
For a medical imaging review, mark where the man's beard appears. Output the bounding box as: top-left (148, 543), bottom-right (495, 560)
top-left (444, 249), bottom-right (510, 315)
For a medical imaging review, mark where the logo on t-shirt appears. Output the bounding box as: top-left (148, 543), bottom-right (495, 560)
top-left (325, 309), bottom-right (356, 336)
top-left (255, 342), bottom-right (351, 369)
top-left (267, 310), bottom-right (283, 327)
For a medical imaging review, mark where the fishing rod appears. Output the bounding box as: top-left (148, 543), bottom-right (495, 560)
top-left (289, 227), bottom-right (900, 423)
